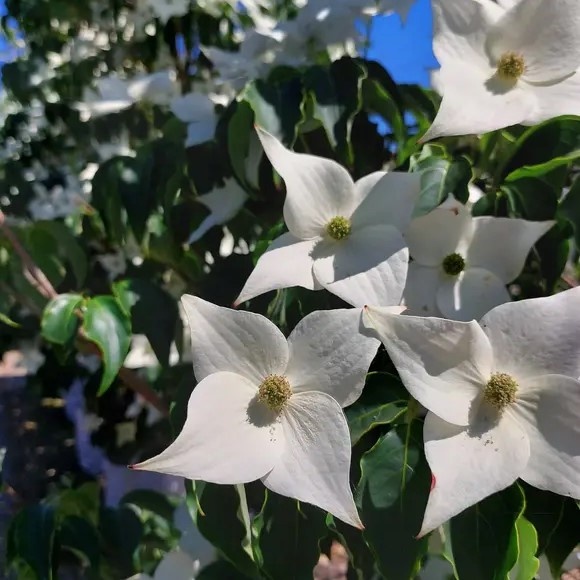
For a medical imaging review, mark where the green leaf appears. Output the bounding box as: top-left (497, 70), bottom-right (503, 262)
top-left (345, 372), bottom-right (407, 445)
top-left (82, 296), bottom-right (131, 395)
top-left (303, 57), bottom-right (366, 161)
top-left (510, 517), bottom-right (539, 580)
top-left (8, 504), bottom-right (56, 580)
top-left (226, 100), bottom-right (255, 186)
top-left (121, 490), bottom-right (176, 522)
top-left (450, 483), bottom-right (525, 580)
top-left (25, 226), bottom-right (66, 288)
top-left (34, 221), bottom-right (88, 286)
top-left (55, 483), bottom-right (100, 527)
top-left (113, 278), bottom-right (178, 367)
top-left (41, 293), bottom-right (83, 345)
top-left (411, 148), bottom-right (472, 216)
top-left (502, 174), bottom-right (561, 221)
top-left (197, 560), bottom-right (252, 579)
top-left (356, 422), bottom-right (431, 580)
top-left (361, 78), bottom-right (406, 153)
top-left (58, 515), bottom-right (100, 570)
top-left (500, 117), bottom-right (580, 181)
top-left (559, 178), bottom-right (580, 251)
top-left (255, 492), bottom-right (328, 580)
top-left (524, 486), bottom-right (580, 578)
top-left (186, 481), bottom-right (260, 578)
top-left (100, 506), bottom-right (143, 574)
top-left (243, 75), bottom-right (304, 145)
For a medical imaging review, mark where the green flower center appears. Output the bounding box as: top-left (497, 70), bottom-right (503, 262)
top-left (257, 374), bottom-right (292, 413)
top-left (326, 216), bottom-right (352, 241)
top-left (442, 252), bottom-right (466, 276)
top-left (484, 372), bottom-right (518, 411)
top-left (496, 52), bottom-right (525, 81)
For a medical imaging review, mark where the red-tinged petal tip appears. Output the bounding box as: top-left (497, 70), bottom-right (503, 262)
top-left (231, 300), bottom-right (241, 309)
top-left (430, 473), bottom-right (436, 491)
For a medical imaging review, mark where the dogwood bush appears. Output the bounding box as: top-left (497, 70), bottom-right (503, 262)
top-left (0, 0), bottom-right (579, 578)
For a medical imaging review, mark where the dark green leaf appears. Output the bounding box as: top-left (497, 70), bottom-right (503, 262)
top-left (187, 481), bottom-right (259, 578)
top-left (55, 483), bottom-right (100, 527)
top-left (356, 422), bottom-right (431, 580)
top-left (121, 489), bottom-right (176, 522)
top-left (500, 117), bottom-right (580, 181)
top-left (559, 178), bottom-right (580, 251)
top-left (243, 76), bottom-right (304, 146)
top-left (411, 148), bottom-right (472, 216)
top-left (58, 515), bottom-right (100, 569)
top-left (197, 559), bottom-right (252, 580)
top-left (113, 278), bottom-right (178, 367)
top-left (82, 296), bottom-right (131, 395)
top-left (255, 492), bottom-right (328, 580)
top-left (34, 221), bottom-right (88, 286)
top-left (362, 78), bottom-right (406, 152)
top-left (41, 293), bottom-right (83, 345)
top-left (345, 372), bottom-right (407, 445)
top-left (226, 100), bottom-right (255, 186)
top-left (524, 486), bottom-right (580, 578)
top-left (451, 483), bottom-right (524, 580)
top-left (303, 57), bottom-right (366, 161)
top-left (8, 504), bottom-right (56, 580)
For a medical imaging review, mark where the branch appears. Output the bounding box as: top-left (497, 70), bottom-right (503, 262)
top-left (0, 210), bottom-right (169, 416)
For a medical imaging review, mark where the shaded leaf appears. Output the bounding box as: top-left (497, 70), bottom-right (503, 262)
top-left (41, 293), bottom-right (83, 345)
top-left (356, 422), bottom-right (431, 580)
top-left (450, 483), bottom-right (524, 580)
top-left (345, 372), bottom-right (407, 445)
top-left (113, 278), bottom-right (178, 367)
top-left (82, 296), bottom-right (131, 395)
top-left (255, 492), bottom-right (328, 580)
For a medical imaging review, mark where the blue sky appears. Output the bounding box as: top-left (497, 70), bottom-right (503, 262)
top-left (0, 0), bottom-right (436, 86)
top-left (368, 0), bottom-right (437, 86)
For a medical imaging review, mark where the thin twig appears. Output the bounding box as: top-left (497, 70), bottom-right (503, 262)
top-left (0, 209), bottom-right (169, 416)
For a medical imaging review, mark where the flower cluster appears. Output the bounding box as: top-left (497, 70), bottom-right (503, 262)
top-left (132, 0), bottom-right (580, 536)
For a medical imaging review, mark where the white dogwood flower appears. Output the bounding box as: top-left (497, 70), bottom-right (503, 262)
top-left (424, 0), bottom-right (580, 140)
top-left (132, 296), bottom-right (382, 528)
top-left (187, 179), bottom-right (249, 245)
top-left (363, 287), bottom-right (580, 536)
top-left (403, 198), bottom-right (553, 321)
top-left (236, 128), bottom-right (421, 307)
top-left (170, 93), bottom-right (219, 147)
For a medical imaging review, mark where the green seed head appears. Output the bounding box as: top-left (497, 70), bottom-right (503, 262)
top-left (442, 252), bottom-right (466, 276)
top-left (496, 52), bottom-right (525, 81)
top-left (258, 374), bottom-right (292, 413)
top-left (484, 372), bottom-right (518, 411)
top-left (326, 216), bottom-right (352, 241)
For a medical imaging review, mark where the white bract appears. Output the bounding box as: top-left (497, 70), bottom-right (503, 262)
top-left (170, 93), bottom-right (220, 147)
top-left (133, 295), bottom-right (383, 528)
top-left (424, 0), bottom-right (580, 140)
top-left (364, 288), bottom-right (580, 536)
top-left (126, 549), bottom-right (199, 580)
top-left (77, 71), bottom-right (177, 119)
top-left (403, 197), bottom-right (553, 321)
top-left (146, 0), bottom-right (190, 23)
top-left (236, 128), bottom-right (421, 308)
top-left (187, 179), bottom-right (249, 244)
